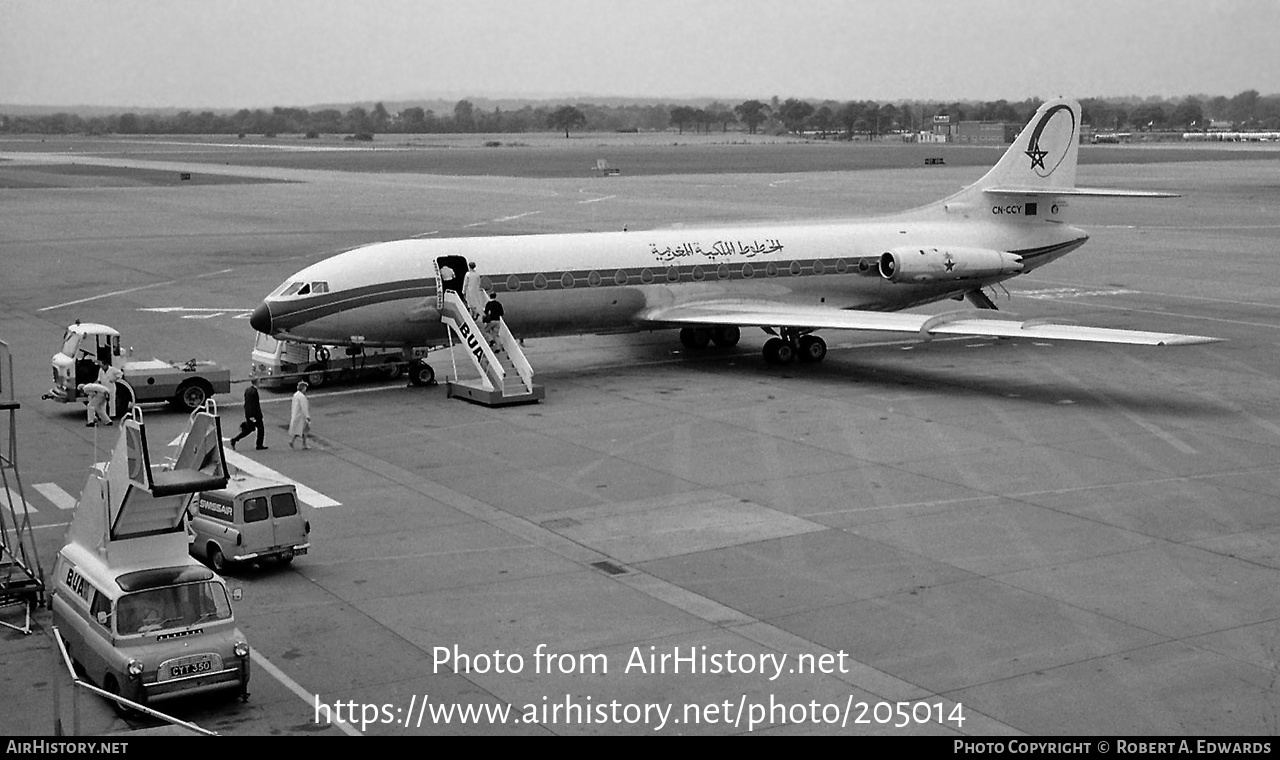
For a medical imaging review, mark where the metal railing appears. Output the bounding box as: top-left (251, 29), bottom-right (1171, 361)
top-left (50, 626), bottom-right (216, 736)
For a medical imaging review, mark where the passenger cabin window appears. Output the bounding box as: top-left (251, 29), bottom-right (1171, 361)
top-left (243, 496), bottom-right (269, 523)
top-left (270, 492), bottom-right (298, 518)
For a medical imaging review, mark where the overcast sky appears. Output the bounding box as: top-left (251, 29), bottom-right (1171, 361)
top-left (3, 0), bottom-right (1278, 109)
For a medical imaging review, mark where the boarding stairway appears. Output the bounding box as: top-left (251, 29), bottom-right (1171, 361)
top-left (0, 340), bottom-right (45, 634)
top-left (439, 291), bottom-right (544, 406)
top-left (66, 401), bottom-right (230, 563)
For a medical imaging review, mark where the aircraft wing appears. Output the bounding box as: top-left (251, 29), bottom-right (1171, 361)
top-left (639, 301), bottom-right (1220, 346)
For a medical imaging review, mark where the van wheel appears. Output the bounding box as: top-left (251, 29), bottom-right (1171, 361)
top-left (304, 364), bottom-right (327, 388)
top-left (113, 382), bottom-right (134, 418)
top-left (103, 675), bottom-right (137, 718)
top-left (209, 545), bottom-right (227, 573)
top-left (279, 552), bottom-right (295, 565)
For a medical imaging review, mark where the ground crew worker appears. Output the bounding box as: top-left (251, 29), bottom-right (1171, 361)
top-left (96, 359), bottom-right (124, 418)
top-left (82, 382), bottom-right (111, 427)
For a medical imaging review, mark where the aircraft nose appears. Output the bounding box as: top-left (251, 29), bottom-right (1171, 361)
top-left (249, 303), bottom-right (273, 334)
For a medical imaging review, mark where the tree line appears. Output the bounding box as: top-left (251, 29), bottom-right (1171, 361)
top-left (3, 91), bottom-right (1277, 137)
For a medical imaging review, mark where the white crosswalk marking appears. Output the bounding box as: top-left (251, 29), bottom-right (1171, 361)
top-left (169, 433), bottom-right (342, 509)
top-left (33, 483), bottom-right (78, 510)
top-left (221, 449), bottom-right (341, 509)
top-left (3, 487), bottom-right (36, 514)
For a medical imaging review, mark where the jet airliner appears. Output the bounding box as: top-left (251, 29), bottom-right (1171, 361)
top-left (250, 98), bottom-right (1216, 386)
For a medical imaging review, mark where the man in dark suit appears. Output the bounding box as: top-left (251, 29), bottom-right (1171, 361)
top-left (230, 378), bottom-right (267, 450)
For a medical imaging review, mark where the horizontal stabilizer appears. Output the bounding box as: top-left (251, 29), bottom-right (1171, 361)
top-left (985, 186), bottom-right (1179, 198)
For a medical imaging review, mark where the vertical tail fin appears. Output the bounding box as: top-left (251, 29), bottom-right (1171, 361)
top-left (973, 98), bottom-right (1081, 193)
top-left (918, 97), bottom-right (1174, 218)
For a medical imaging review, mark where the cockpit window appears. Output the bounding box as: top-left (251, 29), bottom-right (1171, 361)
top-left (271, 281), bottom-right (327, 298)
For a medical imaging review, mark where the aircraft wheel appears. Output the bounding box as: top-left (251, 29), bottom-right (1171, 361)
top-left (382, 357), bottom-right (403, 380)
top-left (409, 359), bottom-right (436, 387)
top-left (679, 327), bottom-right (711, 349)
top-left (763, 338), bottom-right (794, 365)
top-left (797, 335), bottom-right (827, 363)
top-left (711, 326), bottom-right (741, 348)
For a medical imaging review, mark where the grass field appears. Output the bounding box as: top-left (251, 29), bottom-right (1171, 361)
top-left (4, 131), bottom-right (1280, 182)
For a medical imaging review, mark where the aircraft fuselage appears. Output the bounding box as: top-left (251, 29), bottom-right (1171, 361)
top-left (254, 216), bottom-right (1087, 348)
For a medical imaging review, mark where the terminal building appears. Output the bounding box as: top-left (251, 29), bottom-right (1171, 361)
top-left (919, 116), bottom-right (1019, 144)
top-left (953, 120), bottom-right (1019, 143)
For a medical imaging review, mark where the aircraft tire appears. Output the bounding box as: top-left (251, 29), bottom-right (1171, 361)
top-left (711, 326), bottom-right (741, 348)
top-left (798, 335), bottom-right (827, 363)
top-left (763, 338), bottom-right (794, 365)
top-left (679, 327), bottom-right (711, 349)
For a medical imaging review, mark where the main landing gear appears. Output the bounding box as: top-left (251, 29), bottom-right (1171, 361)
top-left (678, 326), bottom-right (826, 366)
top-left (763, 330), bottom-right (826, 365)
top-left (679, 326), bottom-right (740, 350)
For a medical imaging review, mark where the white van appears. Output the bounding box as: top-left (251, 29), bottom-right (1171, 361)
top-left (52, 546), bottom-right (250, 710)
top-left (50, 403), bottom-right (250, 712)
top-left (189, 476), bottom-right (310, 571)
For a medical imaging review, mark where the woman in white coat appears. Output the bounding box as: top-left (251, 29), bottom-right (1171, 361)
top-left (289, 381), bottom-right (311, 449)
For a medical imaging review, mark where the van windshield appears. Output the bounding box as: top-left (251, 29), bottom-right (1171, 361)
top-left (116, 581), bottom-right (232, 635)
top-left (254, 333), bottom-right (279, 353)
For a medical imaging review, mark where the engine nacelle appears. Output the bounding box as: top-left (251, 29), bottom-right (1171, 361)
top-left (879, 247), bottom-right (1023, 283)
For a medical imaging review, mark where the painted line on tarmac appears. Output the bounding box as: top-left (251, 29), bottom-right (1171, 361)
top-left (577, 195), bottom-right (615, 204)
top-left (40, 280), bottom-right (176, 311)
top-left (169, 431), bottom-right (341, 507)
top-left (493, 210), bottom-right (543, 221)
top-left (250, 649), bottom-right (363, 737)
top-left (221, 449), bottom-right (342, 509)
top-left (3, 487), bottom-right (37, 514)
top-left (33, 482), bottom-right (78, 510)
